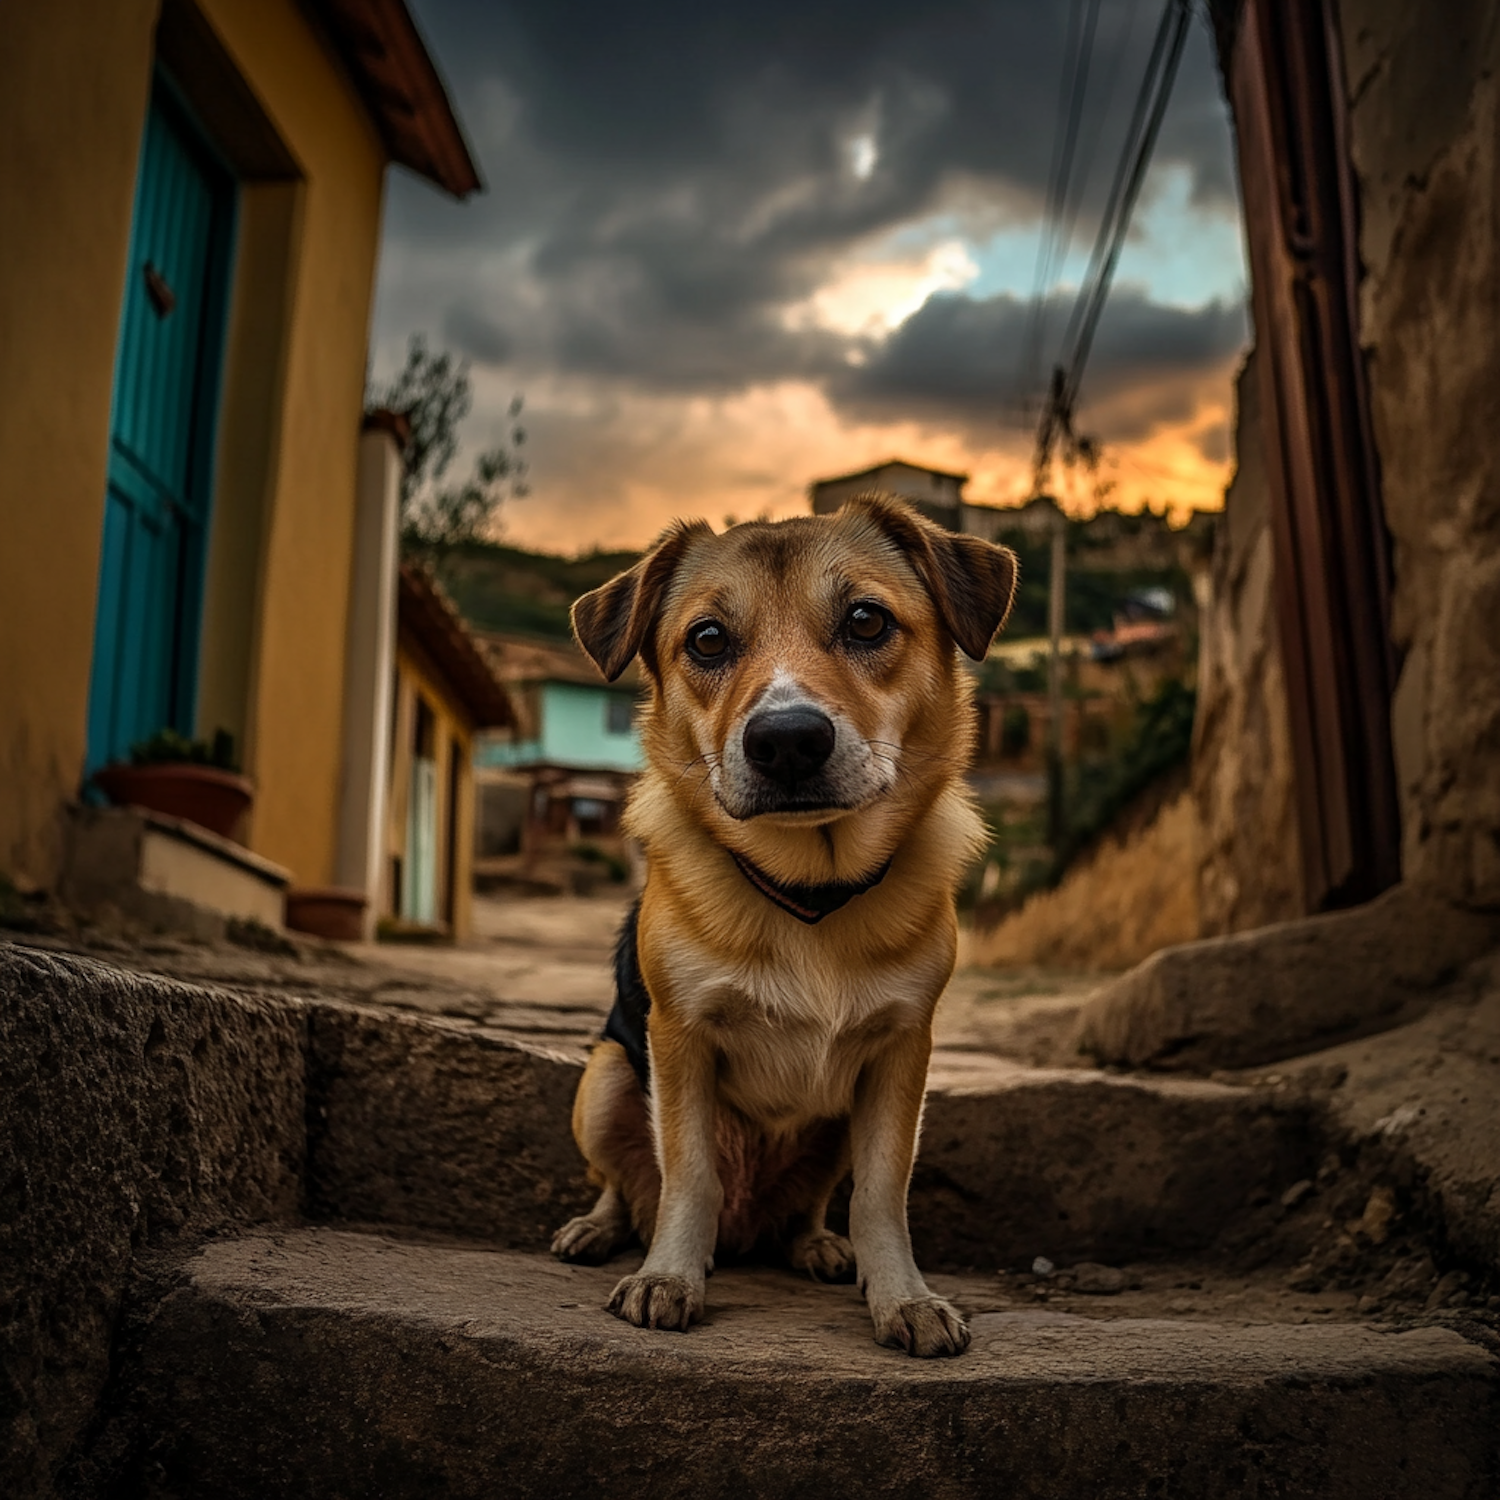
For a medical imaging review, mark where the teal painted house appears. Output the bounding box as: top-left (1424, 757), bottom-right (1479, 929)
top-left (479, 677), bottom-right (642, 776)
top-left (474, 634), bottom-right (642, 860)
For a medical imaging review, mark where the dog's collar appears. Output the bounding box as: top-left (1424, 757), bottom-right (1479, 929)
top-left (728, 848), bottom-right (893, 925)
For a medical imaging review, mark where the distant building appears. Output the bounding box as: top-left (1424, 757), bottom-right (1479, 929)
top-left (808, 459), bottom-right (1064, 542)
top-left (473, 636), bottom-right (643, 874)
top-left (383, 566), bottom-right (514, 940)
top-left (809, 460), bottom-right (969, 530)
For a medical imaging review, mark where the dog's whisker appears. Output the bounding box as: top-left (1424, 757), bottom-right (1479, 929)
top-left (869, 749), bottom-right (917, 789)
top-left (688, 765), bottom-right (717, 808)
top-left (671, 753), bottom-right (720, 793)
top-left (867, 740), bottom-right (960, 769)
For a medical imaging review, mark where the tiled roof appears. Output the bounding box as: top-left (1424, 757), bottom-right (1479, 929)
top-left (476, 632), bottom-right (645, 692)
top-left (399, 564), bottom-right (515, 727)
top-left (810, 457), bottom-right (971, 489)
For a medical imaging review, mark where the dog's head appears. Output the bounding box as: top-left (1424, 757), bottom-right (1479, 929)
top-left (573, 494), bottom-right (1016, 861)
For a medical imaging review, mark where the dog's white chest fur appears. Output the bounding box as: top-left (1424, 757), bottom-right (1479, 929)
top-left (657, 930), bottom-right (950, 1128)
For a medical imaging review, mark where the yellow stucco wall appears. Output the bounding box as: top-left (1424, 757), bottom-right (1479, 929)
top-left (0, 0), bottom-right (387, 894)
top-left (195, 0), bottom-right (387, 887)
top-left (0, 3), bottom-right (160, 889)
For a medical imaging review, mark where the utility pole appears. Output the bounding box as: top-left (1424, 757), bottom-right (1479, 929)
top-left (1021, 0), bottom-right (1191, 858)
top-left (1046, 503), bottom-right (1067, 849)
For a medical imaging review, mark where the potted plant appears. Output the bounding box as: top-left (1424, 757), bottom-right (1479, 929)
top-left (92, 728), bottom-right (254, 842)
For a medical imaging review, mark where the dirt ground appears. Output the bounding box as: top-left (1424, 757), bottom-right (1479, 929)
top-left (8, 889), bottom-right (1106, 1067)
top-left (345, 893), bottom-right (1108, 1068)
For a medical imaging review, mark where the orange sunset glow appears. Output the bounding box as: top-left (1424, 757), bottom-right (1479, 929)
top-left (469, 361), bottom-right (1241, 554)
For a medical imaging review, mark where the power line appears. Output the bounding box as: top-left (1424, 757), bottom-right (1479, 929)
top-left (1038, 0), bottom-right (1105, 316)
top-left (1055, 0), bottom-right (1181, 383)
top-left (1062, 0), bottom-right (1192, 414)
top-left (1016, 0), bottom-right (1080, 414)
top-left (1052, 0), bottom-right (1146, 288)
top-left (1016, 0), bottom-right (1145, 427)
top-left (1016, 0), bottom-right (1101, 415)
top-left (1032, 0), bottom-right (1193, 491)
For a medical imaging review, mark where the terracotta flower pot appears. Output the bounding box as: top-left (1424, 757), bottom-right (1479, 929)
top-left (284, 887), bottom-right (368, 943)
top-left (93, 763), bottom-right (254, 842)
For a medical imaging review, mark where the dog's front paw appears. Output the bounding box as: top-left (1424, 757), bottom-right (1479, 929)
top-left (551, 1214), bottom-right (625, 1265)
top-left (871, 1296), bottom-right (971, 1357)
top-left (788, 1229), bottom-right (857, 1282)
top-left (608, 1272), bottom-right (703, 1332)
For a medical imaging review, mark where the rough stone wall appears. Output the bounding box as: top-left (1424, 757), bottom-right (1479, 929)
top-left (1191, 352), bottom-right (1305, 934)
top-left (0, 948), bottom-right (306, 1498)
top-left (0, 946), bottom-right (600, 1500)
top-left (1338, 0), bottom-right (1500, 911)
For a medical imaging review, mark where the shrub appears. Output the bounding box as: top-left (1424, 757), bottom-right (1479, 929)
top-left (128, 727), bottom-right (239, 773)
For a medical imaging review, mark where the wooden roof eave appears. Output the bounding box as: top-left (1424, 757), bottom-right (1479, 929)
top-left (310, 0), bottom-right (481, 199)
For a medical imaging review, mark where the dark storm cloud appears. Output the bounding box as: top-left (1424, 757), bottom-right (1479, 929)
top-left (834, 287), bottom-right (1248, 433)
top-left (443, 304), bottom-right (513, 365)
top-left (412, 0), bottom-right (1232, 207)
top-left (384, 0), bottom-right (1241, 405)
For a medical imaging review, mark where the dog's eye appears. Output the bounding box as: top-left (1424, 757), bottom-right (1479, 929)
top-left (845, 604), bottom-right (892, 645)
top-left (687, 620), bottom-right (730, 663)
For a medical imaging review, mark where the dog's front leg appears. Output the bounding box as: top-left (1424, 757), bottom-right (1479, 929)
top-left (849, 1031), bottom-right (970, 1357)
top-left (607, 1016), bottom-right (721, 1332)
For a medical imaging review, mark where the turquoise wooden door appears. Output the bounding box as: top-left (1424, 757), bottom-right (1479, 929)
top-left (86, 80), bottom-right (235, 774)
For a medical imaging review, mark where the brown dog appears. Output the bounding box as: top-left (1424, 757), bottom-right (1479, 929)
top-left (551, 494), bottom-right (1016, 1356)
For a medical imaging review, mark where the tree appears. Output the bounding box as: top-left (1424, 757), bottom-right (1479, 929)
top-left (366, 334), bottom-right (528, 554)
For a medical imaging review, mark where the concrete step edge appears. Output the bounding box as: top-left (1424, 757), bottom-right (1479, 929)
top-left (107, 1228), bottom-right (1500, 1500)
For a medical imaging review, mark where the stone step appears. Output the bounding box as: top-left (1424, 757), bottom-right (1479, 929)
top-left (306, 1003), bottom-right (1314, 1270)
top-left (2, 946), bottom-right (1323, 1497)
top-left (60, 803), bottom-right (291, 939)
top-left (113, 1229), bottom-right (1498, 1500)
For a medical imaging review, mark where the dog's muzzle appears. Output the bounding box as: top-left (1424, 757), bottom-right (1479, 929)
top-left (713, 686), bottom-right (891, 821)
top-left (742, 707), bottom-right (836, 788)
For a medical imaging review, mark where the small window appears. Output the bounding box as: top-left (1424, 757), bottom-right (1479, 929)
top-left (413, 693), bottom-right (437, 759)
top-left (605, 696), bottom-right (635, 735)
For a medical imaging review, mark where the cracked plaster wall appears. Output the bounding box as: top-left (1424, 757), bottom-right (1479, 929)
top-left (1192, 351), bottom-right (1306, 935)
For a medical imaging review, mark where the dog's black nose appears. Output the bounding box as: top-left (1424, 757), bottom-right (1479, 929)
top-left (742, 707), bottom-right (836, 786)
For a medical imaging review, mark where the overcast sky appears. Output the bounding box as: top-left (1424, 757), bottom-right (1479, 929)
top-left (370, 0), bottom-right (1248, 552)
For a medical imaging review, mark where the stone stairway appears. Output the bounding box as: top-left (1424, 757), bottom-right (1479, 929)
top-left (4, 943), bottom-right (1498, 1499)
top-left (106, 1229), bottom-right (1496, 1500)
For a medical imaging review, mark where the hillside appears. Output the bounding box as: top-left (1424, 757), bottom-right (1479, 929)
top-left (431, 508), bottom-right (1212, 644)
top-left (433, 541), bottom-right (640, 641)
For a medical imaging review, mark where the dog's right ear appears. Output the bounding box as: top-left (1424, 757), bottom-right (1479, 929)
top-left (572, 520), bottom-right (711, 681)
top-left (844, 493), bottom-right (1018, 660)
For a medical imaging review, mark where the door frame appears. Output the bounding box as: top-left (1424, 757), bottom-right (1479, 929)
top-left (1227, 0), bottom-right (1402, 911)
top-left (86, 65), bottom-right (238, 776)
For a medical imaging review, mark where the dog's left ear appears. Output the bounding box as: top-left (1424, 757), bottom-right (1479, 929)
top-left (572, 519), bottom-right (711, 681)
top-left (847, 493), bottom-right (1019, 660)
